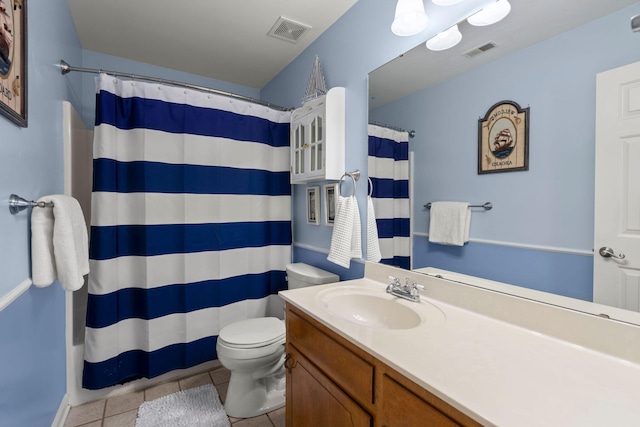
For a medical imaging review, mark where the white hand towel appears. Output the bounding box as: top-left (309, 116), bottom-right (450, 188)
top-left (428, 201), bottom-right (471, 246)
top-left (366, 196), bottom-right (382, 263)
top-left (328, 195), bottom-right (362, 268)
top-left (31, 195), bottom-right (89, 291)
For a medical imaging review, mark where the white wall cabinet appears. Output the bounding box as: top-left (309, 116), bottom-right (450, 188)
top-left (290, 87), bottom-right (345, 184)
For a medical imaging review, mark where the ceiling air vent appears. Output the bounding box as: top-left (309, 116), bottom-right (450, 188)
top-left (267, 17), bottom-right (311, 44)
top-left (463, 41), bottom-right (498, 58)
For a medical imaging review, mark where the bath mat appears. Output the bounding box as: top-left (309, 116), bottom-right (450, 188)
top-left (135, 384), bottom-right (230, 427)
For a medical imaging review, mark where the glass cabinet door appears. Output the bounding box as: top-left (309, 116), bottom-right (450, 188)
top-left (309, 114), bottom-right (324, 174)
top-left (292, 122), bottom-right (305, 176)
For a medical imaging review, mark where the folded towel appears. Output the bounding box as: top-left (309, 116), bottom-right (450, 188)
top-left (31, 195), bottom-right (89, 291)
top-left (428, 201), bottom-right (470, 246)
top-left (327, 195), bottom-right (362, 268)
top-left (366, 196), bottom-right (382, 263)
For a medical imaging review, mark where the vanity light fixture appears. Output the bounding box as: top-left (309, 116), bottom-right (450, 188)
top-left (426, 24), bottom-right (462, 51)
top-left (432, 0), bottom-right (463, 6)
top-left (391, 0), bottom-right (429, 36)
top-left (467, 0), bottom-right (511, 26)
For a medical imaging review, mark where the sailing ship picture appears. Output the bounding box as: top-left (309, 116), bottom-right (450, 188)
top-left (0, 0), bottom-right (26, 127)
top-left (0, 0), bottom-right (14, 74)
top-left (478, 100), bottom-right (529, 174)
top-left (490, 120), bottom-right (516, 159)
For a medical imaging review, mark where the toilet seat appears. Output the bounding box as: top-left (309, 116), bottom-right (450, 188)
top-left (219, 317), bottom-right (285, 348)
top-left (217, 317), bottom-right (285, 360)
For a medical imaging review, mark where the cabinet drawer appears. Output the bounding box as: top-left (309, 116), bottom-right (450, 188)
top-left (287, 308), bottom-right (374, 406)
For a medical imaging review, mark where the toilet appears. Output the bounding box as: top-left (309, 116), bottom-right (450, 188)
top-left (216, 263), bottom-right (339, 418)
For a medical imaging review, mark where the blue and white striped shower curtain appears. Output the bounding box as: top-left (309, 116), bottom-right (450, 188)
top-left (368, 124), bottom-right (410, 269)
top-left (83, 74), bottom-right (292, 390)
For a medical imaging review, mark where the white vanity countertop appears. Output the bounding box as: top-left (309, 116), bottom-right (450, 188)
top-left (280, 267), bottom-right (640, 426)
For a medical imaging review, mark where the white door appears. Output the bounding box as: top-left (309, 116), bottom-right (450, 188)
top-left (594, 61), bottom-right (640, 311)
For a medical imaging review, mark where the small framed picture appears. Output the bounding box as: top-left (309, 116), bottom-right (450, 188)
top-left (306, 186), bottom-right (320, 225)
top-left (323, 183), bottom-right (337, 225)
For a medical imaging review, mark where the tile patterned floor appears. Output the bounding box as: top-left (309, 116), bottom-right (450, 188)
top-left (63, 367), bottom-right (285, 427)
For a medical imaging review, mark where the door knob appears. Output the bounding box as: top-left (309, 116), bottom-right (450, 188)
top-left (599, 247), bottom-right (625, 259)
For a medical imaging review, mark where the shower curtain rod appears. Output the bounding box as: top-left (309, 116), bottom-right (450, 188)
top-left (369, 120), bottom-right (416, 138)
top-left (59, 60), bottom-right (292, 112)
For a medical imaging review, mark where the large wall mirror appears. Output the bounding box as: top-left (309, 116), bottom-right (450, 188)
top-left (368, 0), bottom-right (640, 324)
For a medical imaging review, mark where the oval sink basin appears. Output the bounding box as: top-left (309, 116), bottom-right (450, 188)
top-left (317, 286), bottom-right (424, 330)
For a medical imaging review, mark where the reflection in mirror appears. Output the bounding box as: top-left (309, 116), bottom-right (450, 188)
top-left (368, 0), bottom-right (640, 324)
top-left (367, 123), bottom-right (412, 269)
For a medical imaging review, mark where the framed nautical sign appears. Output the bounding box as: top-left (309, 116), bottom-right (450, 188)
top-left (478, 100), bottom-right (529, 174)
top-left (0, 0), bottom-right (27, 127)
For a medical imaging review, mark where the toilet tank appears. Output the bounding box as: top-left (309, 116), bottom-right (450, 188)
top-left (286, 263), bottom-right (339, 289)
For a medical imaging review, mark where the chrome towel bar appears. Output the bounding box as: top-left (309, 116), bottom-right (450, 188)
top-left (424, 202), bottom-right (493, 210)
top-left (9, 194), bottom-right (54, 215)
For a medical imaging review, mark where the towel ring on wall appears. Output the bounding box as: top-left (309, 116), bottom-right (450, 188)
top-left (367, 177), bottom-right (373, 197)
top-left (8, 194), bottom-right (54, 215)
top-left (338, 170), bottom-right (360, 197)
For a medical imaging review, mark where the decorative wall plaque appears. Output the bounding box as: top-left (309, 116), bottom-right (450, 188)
top-left (478, 100), bottom-right (529, 174)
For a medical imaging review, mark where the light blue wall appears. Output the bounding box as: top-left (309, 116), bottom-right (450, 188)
top-left (0, 0), bottom-right (83, 425)
top-left (264, 1), bottom-right (640, 297)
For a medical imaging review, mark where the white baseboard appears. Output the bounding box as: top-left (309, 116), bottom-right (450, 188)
top-left (51, 393), bottom-right (70, 427)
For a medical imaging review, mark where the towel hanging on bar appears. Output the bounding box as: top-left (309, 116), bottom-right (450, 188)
top-left (31, 195), bottom-right (89, 291)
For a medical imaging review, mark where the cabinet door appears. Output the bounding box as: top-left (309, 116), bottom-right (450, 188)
top-left (287, 347), bottom-right (371, 427)
top-left (308, 113), bottom-right (324, 176)
top-left (291, 120), bottom-right (306, 179)
top-left (381, 375), bottom-right (462, 427)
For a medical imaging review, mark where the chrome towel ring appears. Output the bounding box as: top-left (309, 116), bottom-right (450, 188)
top-left (338, 170), bottom-right (360, 197)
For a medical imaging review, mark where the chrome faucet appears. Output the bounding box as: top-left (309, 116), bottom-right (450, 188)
top-left (386, 276), bottom-right (425, 302)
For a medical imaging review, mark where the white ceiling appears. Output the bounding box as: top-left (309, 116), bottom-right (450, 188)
top-left (66, 0), bottom-right (358, 89)
top-left (370, 0), bottom-right (639, 109)
top-left (66, 0), bottom-right (638, 98)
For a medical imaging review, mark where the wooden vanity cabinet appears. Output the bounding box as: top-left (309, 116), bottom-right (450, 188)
top-left (285, 305), bottom-right (482, 427)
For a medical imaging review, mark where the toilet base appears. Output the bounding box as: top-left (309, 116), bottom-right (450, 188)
top-left (223, 371), bottom-right (286, 418)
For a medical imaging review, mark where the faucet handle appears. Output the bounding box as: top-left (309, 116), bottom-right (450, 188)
top-left (387, 275), bottom-right (400, 285)
top-left (408, 283), bottom-right (426, 296)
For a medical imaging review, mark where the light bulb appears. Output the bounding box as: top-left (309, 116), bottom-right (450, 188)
top-left (467, 0), bottom-right (511, 26)
top-left (391, 0), bottom-right (429, 36)
top-left (426, 25), bottom-right (462, 51)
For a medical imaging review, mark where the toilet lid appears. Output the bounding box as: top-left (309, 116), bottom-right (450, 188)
top-left (218, 317), bottom-right (285, 348)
